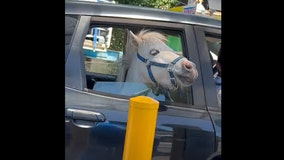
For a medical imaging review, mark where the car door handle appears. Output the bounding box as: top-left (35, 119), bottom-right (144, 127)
top-left (65, 108), bottom-right (106, 123)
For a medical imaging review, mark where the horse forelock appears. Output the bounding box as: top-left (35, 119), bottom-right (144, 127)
top-left (137, 30), bottom-right (167, 43)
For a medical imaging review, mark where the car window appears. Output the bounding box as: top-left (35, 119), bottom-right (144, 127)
top-left (205, 33), bottom-right (221, 107)
top-left (82, 19), bottom-right (196, 105)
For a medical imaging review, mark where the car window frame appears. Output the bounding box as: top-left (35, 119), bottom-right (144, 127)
top-left (65, 15), bottom-right (91, 90)
top-left (65, 15), bottom-right (208, 109)
top-left (65, 15), bottom-right (79, 62)
top-left (90, 17), bottom-right (206, 108)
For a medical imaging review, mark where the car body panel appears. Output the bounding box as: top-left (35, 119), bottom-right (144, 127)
top-left (65, 87), bottom-right (215, 160)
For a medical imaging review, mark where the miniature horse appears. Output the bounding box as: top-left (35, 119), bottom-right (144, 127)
top-left (124, 30), bottom-right (198, 101)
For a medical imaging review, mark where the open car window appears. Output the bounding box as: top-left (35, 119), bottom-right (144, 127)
top-left (82, 21), bottom-right (195, 105)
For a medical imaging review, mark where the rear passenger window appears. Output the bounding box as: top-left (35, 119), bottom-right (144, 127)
top-left (84, 27), bottom-right (123, 82)
top-left (83, 19), bottom-right (197, 105)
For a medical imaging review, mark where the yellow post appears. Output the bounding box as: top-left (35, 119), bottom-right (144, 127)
top-left (122, 96), bottom-right (159, 160)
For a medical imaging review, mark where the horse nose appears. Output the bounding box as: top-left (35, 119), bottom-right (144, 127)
top-left (183, 61), bottom-right (193, 70)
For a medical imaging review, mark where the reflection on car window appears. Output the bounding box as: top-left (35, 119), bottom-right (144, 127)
top-left (83, 21), bottom-right (195, 105)
top-left (205, 34), bottom-right (221, 107)
top-left (65, 15), bottom-right (79, 61)
top-left (65, 15), bottom-right (78, 45)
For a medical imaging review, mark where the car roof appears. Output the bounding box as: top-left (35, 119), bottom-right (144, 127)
top-left (65, 0), bottom-right (221, 29)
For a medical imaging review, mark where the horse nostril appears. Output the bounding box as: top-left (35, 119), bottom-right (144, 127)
top-left (184, 61), bottom-right (192, 70)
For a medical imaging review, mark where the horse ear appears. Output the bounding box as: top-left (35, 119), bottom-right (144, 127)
top-left (128, 30), bottom-right (142, 47)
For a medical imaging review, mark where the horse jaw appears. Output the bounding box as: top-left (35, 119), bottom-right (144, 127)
top-left (149, 57), bottom-right (198, 89)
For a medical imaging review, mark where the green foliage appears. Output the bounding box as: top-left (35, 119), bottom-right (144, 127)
top-left (108, 0), bottom-right (180, 52)
top-left (116, 0), bottom-right (179, 9)
top-left (109, 28), bottom-right (125, 51)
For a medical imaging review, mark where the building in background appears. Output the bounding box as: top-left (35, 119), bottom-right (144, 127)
top-left (169, 0), bottom-right (221, 20)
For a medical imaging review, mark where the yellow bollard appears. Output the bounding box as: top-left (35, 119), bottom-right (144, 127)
top-left (122, 96), bottom-right (159, 160)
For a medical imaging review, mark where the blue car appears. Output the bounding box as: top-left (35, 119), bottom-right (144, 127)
top-left (65, 1), bottom-right (221, 160)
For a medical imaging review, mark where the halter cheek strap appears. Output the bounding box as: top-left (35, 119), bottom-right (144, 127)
top-left (137, 52), bottom-right (183, 89)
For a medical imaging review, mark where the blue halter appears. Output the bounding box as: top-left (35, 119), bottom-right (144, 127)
top-left (136, 52), bottom-right (183, 89)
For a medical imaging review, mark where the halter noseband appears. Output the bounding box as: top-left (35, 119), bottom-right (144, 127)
top-left (137, 52), bottom-right (183, 89)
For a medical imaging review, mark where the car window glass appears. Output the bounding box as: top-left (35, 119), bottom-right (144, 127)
top-left (83, 21), bottom-right (195, 105)
top-left (65, 15), bottom-right (79, 60)
top-left (65, 15), bottom-right (78, 45)
top-left (205, 34), bottom-right (221, 107)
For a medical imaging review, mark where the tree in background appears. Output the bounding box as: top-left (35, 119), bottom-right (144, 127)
top-left (116, 0), bottom-right (179, 10)
top-left (109, 0), bottom-right (181, 51)
top-left (108, 28), bottom-right (125, 51)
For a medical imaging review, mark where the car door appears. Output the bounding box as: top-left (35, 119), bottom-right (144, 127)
top-left (194, 26), bottom-right (222, 158)
top-left (65, 12), bottom-right (218, 160)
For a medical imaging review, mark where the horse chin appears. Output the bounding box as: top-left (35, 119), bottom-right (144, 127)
top-left (175, 71), bottom-right (198, 87)
top-left (176, 79), bottom-right (193, 88)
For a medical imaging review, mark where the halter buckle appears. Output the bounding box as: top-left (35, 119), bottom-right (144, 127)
top-left (167, 63), bottom-right (174, 72)
top-left (145, 59), bottom-right (150, 66)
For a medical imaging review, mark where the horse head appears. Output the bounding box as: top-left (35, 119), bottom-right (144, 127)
top-left (125, 29), bottom-right (198, 96)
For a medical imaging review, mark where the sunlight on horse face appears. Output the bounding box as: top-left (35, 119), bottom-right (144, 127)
top-left (125, 30), bottom-right (198, 90)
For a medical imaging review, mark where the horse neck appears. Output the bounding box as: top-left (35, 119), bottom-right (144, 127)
top-left (125, 57), bottom-right (151, 85)
top-left (125, 57), bottom-right (141, 81)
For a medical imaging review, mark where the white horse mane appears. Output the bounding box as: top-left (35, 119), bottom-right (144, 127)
top-left (136, 30), bottom-right (167, 43)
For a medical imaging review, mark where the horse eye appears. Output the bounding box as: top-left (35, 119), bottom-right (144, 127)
top-left (149, 49), bottom-right (160, 56)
